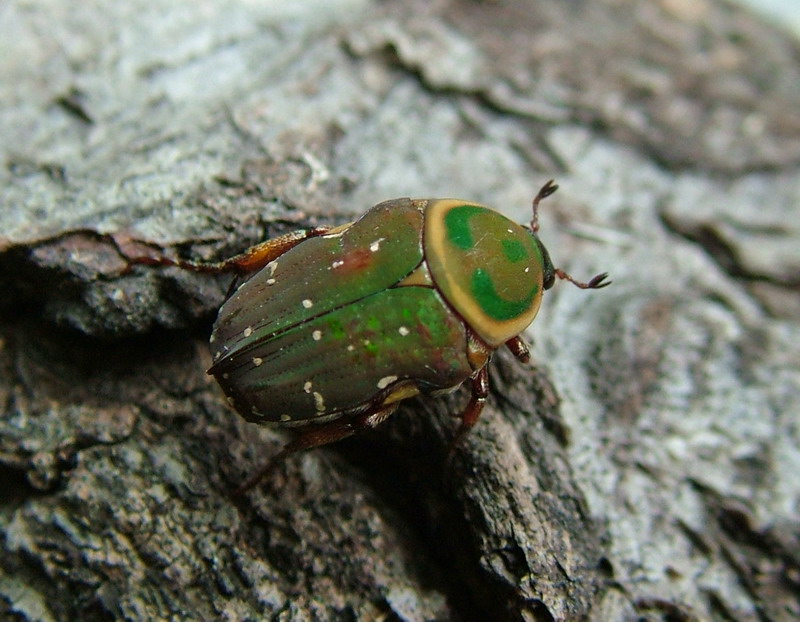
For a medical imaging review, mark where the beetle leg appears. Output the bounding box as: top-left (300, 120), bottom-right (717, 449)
top-left (234, 403), bottom-right (399, 495)
top-left (449, 366), bottom-right (490, 453)
top-left (112, 226), bottom-right (333, 276)
top-left (504, 336), bottom-right (531, 363)
top-left (200, 228), bottom-right (335, 274)
top-left (466, 329), bottom-right (492, 371)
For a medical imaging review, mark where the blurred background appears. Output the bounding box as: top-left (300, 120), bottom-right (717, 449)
top-left (1, 2), bottom-right (798, 621)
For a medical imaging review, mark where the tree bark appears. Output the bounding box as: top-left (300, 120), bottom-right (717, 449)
top-left (1, 1), bottom-right (798, 620)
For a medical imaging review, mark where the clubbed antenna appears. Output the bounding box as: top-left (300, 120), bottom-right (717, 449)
top-left (555, 268), bottom-right (611, 289)
top-left (531, 179), bottom-right (559, 233)
top-left (531, 179), bottom-right (611, 290)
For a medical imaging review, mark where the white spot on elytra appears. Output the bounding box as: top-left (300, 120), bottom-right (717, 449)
top-left (331, 259), bottom-right (344, 269)
top-left (280, 414), bottom-right (291, 422)
top-left (243, 326), bottom-right (253, 337)
top-left (304, 381), bottom-right (313, 393)
top-left (377, 375), bottom-right (397, 389)
top-left (524, 267), bottom-right (530, 273)
top-left (222, 372), bottom-right (230, 379)
top-left (347, 344), bottom-right (355, 351)
top-left (398, 326), bottom-right (410, 336)
top-left (313, 391), bottom-right (325, 412)
top-left (369, 238), bottom-right (385, 252)
top-left (302, 299), bottom-right (313, 308)
top-left (253, 357), bottom-right (263, 366)
top-left (209, 334), bottom-right (216, 343)
top-left (312, 330), bottom-right (322, 341)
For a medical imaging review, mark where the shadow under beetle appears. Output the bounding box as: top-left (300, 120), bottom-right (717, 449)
top-left (123, 180), bottom-right (609, 493)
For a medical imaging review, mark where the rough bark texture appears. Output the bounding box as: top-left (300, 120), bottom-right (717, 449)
top-left (1, 1), bottom-right (799, 620)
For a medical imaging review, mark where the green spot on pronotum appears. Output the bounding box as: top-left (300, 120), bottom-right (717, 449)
top-left (471, 268), bottom-right (538, 321)
top-left (445, 205), bottom-right (485, 250)
top-left (501, 238), bottom-right (528, 263)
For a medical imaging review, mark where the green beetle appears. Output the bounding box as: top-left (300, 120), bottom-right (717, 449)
top-left (124, 180), bottom-right (608, 491)
top-left (212, 181), bottom-right (608, 488)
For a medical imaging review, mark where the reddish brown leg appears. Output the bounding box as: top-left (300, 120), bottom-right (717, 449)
top-left (234, 403), bottom-right (399, 495)
top-left (449, 366), bottom-right (490, 454)
top-left (554, 268), bottom-right (611, 290)
top-left (112, 226), bottom-right (333, 276)
top-left (505, 336), bottom-right (531, 363)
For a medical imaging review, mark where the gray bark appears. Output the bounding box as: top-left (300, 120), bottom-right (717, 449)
top-left (1, 1), bottom-right (798, 620)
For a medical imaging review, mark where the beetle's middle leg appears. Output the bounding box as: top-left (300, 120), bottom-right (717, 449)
top-left (234, 402), bottom-right (399, 495)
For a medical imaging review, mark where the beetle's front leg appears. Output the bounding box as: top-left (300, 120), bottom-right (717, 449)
top-left (505, 336), bottom-right (531, 363)
top-left (112, 226), bottom-right (335, 276)
top-left (449, 366), bottom-right (490, 452)
top-left (234, 403), bottom-right (399, 495)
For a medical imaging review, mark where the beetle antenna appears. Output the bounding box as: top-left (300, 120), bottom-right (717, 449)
top-left (531, 179), bottom-right (558, 233)
top-left (554, 268), bottom-right (611, 289)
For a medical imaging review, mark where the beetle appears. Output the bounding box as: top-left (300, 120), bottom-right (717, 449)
top-left (124, 180), bottom-right (608, 492)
